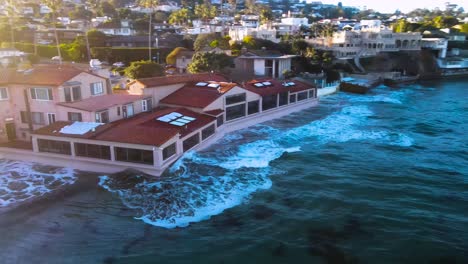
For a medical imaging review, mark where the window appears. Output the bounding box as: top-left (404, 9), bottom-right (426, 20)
top-left (308, 89), bottom-right (315, 98)
top-left (90, 82), bottom-right (104, 95)
top-left (142, 98), bottom-right (152, 112)
top-left (183, 133), bottom-right (200, 152)
top-left (64, 86), bottom-right (82, 102)
top-left (298, 91), bottom-right (308, 101)
top-left (217, 115), bottom-right (224, 127)
top-left (162, 143), bottom-right (176, 160)
top-left (95, 110), bottom-right (109, 123)
top-left (202, 124), bottom-right (215, 140)
top-left (279, 92), bottom-right (288, 106)
top-left (37, 139), bottom-right (71, 155)
top-left (75, 143), bottom-right (111, 160)
top-left (225, 93), bottom-right (246, 105)
top-left (117, 107), bottom-right (121, 116)
top-left (248, 100), bottom-right (259, 115)
top-left (0, 87), bottom-right (8, 100)
top-left (47, 113), bottom-right (56, 125)
top-left (68, 112), bottom-right (82, 122)
top-left (115, 147), bottom-right (153, 165)
top-left (31, 112), bottom-right (45, 125)
top-left (20, 111), bottom-right (29, 124)
top-left (262, 94), bottom-right (277, 111)
top-left (122, 104), bottom-right (134, 118)
top-left (30, 88), bottom-right (53, 100)
top-left (226, 103), bottom-right (246, 121)
top-left (289, 94), bottom-right (296, 103)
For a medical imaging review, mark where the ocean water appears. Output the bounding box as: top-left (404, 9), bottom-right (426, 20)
top-left (0, 79), bottom-right (467, 264)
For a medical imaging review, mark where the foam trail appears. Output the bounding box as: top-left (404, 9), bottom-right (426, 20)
top-left (0, 160), bottom-right (76, 207)
top-left (100, 92), bottom-right (414, 228)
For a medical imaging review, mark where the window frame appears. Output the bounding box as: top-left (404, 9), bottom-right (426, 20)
top-left (0, 87), bottom-right (8, 100)
top-left (90, 82), bottom-right (104, 95)
top-left (30, 87), bottom-right (53, 101)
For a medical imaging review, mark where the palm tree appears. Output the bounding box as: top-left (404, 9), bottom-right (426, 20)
top-left (44, 0), bottom-right (64, 64)
top-left (85, 0), bottom-right (102, 62)
top-left (140, 0), bottom-right (159, 62)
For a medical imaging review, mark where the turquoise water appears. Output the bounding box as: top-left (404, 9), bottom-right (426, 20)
top-left (0, 79), bottom-right (467, 263)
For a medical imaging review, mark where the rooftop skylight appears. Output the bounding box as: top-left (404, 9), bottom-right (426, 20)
top-left (262, 81), bottom-right (272, 86)
top-left (157, 112), bottom-right (196, 127)
top-left (254, 83), bottom-right (264, 87)
top-left (59, 122), bottom-right (102, 135)
top-left (207, 83), bottom-right (220, 88)
top-left (196, 82), bottom-right (208, 87)
top-left (283, 81), bottom-right (296, 87)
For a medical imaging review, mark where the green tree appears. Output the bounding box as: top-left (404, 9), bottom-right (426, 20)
top-left (87, 29), bottom-right (107, 47)
top-left (166, 47), bottom-right (187, 64)
top-left (242, 35), bottom-right (257, 49)
top-left (124, 60), bottom-right (165, 79)
top-left (187, 52), bottom-right (232, 73)
top-left (194, 33), bottom-right (217, 51)
top-left (69, 5), bottom-right (93, 20)
top-left (194, 4), bottom-right (216, 22)
top-left (169, 8), bottom-right (190, 25)
top-left (100, 1), bottom-right (117, 17)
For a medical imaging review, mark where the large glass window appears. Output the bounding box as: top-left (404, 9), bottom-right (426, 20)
top-left (38, 139), bottom-right (71, 155)
top-left (95, 110), bottom-right (109, 123)
top-left (90, 82), bottom-right (104, 95)
top-left (248, 100), bottom-right (259, 115)
top-left (64, 86), bottom-right (82, 102)
top-left (202, 124), bottom-right (215, 140)
top-left (225, 93), bottom-right (246, 105)
top-left (226, 103), bottom-right (246, 121)
top-left (0, 87), bottom-right (8, 100)
top-left (162, 143), bottom-right (176, 160)
top-left (75, 143), bottom-right (111, 160)
top-left (183, 133), bottom-right (200, 152)
top-left (68, 112), bottom-right (82, 122)
top-left (217, 115), bottom-right (224, 127)
top-left (289, 94), bottom-right (296, 104)
top-left (279, 92), bottom-right (288, 106)
top-left (298, 91), bottom-right (308, 101)
top-left (262, 94), bottom-right (277, 111)
top-left (308, 89), bottom-right (316, 98)
top-left (123, 104), bottom-right (134, 118)
top-left (115, 147), bottom-right (153, 165)
top-left (31, 88), bottom-right (53, 100)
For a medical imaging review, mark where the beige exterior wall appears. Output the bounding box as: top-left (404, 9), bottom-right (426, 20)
top-left (142, 83), bottom-right (185, 105)
top-left (204, 86), bottom-right (261, 112)
top-left (57, 72), bottom-right (108, 103)
top-left (0, 89), bottom-right (14, 142)
top-left (5, 72), bottom-right (107, 141)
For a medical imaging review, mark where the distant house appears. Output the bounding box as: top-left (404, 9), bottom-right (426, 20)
top-left (234, 49), bottom-right (296, 80)
top-left (175, 50), bottom-right (195, 73)
top-left (96, 20), bottom-right (135, 36)
top-left (199, 47), bottom-right (232, 56)
top-left (34, 28), bottom-right (85, 44)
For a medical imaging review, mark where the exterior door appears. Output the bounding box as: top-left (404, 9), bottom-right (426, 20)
top-left (5, 123), bottom-right (16, 141)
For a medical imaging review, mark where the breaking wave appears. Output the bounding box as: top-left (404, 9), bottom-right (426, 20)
top-left (100, 93), bottom-right (414, 228)
top-left (0, 160), bottom-right (76, 207)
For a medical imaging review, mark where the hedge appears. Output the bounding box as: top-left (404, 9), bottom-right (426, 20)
top-left (91, 47), bottom-right (172, 64)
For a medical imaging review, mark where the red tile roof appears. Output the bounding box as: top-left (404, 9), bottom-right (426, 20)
top-left (242, 79), bottom-right (314, 96)
top-left (160, 82), bottom-right (237, 109)
top-left (33, 107), bottom-right (216, 147)
top-left (131, 73), bottom-right (228, 88)
top-left (58, 94), bottom-right (147, 112)
top-left (204, 109), bottom-right (224, 116)
top-left (1, 64), bottom-right (105, 86)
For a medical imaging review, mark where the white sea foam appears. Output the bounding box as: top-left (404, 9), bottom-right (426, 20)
top-left (0, 160), bottom-right (76, 207)
top-left (100, 94), bottom-right (414, 228)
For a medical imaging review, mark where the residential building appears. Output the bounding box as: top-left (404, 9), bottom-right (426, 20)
top-left (175, 50), bottom-right (195, 73)
top-left (96, 20), bottom-right (135, 36)
top-left (14, 78), bottom-right (317, 176)
top-left (307, 20), bottom-right (422, 59)
top-left (0, 65), bottom-right (151, 144)
top-left (234, 49), bottom-right (296, 80)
